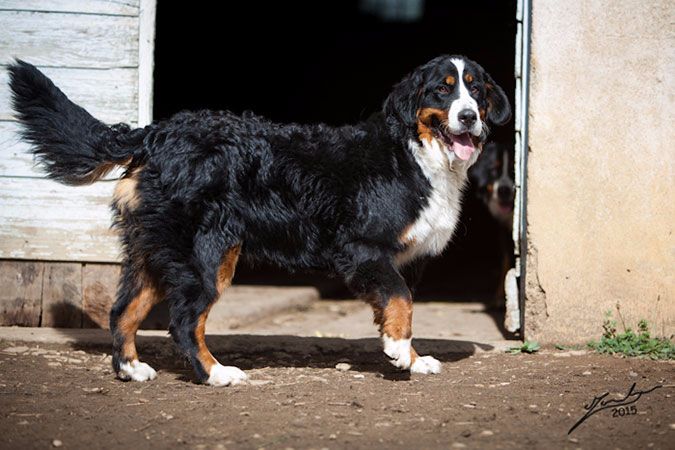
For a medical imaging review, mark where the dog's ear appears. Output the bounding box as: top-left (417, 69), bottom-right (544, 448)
top-left (383, 68), bottom-right (425, 132)
top-left (483, 71), bottom-right (511, 126)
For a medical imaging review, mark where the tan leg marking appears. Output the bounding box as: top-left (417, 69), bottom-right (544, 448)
top-left (196, 304), bottom-right (216, 374)
top-left (370, 296), bottom-right (419, 367)
top-left (370, 297), bottom-right (441, 374)
top-left (118, 283), bottom-right (161, 361)
top-left (216, 245), bottom-right (241, 292)
top-left (195, 245), bottom-right (242, 374)
top-left (381, 296), bottom-right (413, 340)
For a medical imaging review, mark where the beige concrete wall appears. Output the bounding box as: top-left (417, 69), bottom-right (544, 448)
top-left (525, 0), bottom-right (674, 343)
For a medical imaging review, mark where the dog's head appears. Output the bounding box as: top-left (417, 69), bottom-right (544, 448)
top-left (469, 141), bottom-right (515, 228)
top-left (384, 55), bottom-right (510, 163)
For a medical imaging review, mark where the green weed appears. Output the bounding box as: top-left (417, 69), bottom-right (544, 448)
top-left (587, 311), bottom-right (674, 360)
top-left (507, 340), bottom-right (540, 354)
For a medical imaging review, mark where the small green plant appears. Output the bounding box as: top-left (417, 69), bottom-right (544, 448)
top-left (507, 340), bottom-right (540, 354)
top-left (587, 311), bottom-right (674, 360)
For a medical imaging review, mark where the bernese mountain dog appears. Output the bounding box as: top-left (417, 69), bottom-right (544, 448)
top-left (470, 142), bottom-right (515, 229)
top-left (469, 142), bottom-right (516, 307)
top-left (8, 55), bottom-right (510, 386)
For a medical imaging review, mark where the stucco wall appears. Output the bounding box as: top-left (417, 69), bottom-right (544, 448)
top-left (525, 0), bottom-right (674, 342)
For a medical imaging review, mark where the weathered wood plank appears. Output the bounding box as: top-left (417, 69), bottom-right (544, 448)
top-left (0, 67), bottom-right (139, 123)
top-left (0, 11), bottom-right (139, 68)
top-left (0, 0), bottom-right (140, 16)
top-left (0, 122), bottom-right (127, 178)
top-left (0, 178), bottom-right (121, 262)
top-left (138, 0), bottom-right (156, 126)
top-left (0, 260), bottom-right (44, 326)
top-left (82, 263), bottom-right (120, 329)
top-left (0, 121), bottom-right (38, 177)
top-left (41, 262), bottom-right (83, 327)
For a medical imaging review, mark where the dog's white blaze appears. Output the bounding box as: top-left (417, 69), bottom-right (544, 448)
top-left (382, 335), bottom-right (412, 369)
top-left (397, 139), bottom-right (478, 266)
top-left (118, 359), bottom-right (157, 382)
top-left (206, 363), bottom-right (248, 387)
top-left (448, 58), bottom-right (482, 137)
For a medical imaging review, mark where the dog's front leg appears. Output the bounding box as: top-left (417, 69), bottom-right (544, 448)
top-left (347, 259), bottom-right (441, 374)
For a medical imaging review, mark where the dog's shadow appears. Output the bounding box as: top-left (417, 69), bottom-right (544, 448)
top-left (58, 335), bottom-right (490, 383)
top-left (210, 334), bottom-right (489, 380)
top-left (49, 302), bottom-right (493, 383)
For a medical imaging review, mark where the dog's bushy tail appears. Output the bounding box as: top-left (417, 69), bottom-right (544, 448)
top-left (8, 60), bottom-right (149, 185)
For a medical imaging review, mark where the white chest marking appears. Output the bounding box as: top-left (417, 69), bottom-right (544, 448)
top-left (396, 138), bottom-right (478, 266)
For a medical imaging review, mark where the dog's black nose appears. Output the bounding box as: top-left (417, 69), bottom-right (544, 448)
top-left (497, 185), bottom-right (513, 201)
top-left (458, 109), bottom-right (477, 127)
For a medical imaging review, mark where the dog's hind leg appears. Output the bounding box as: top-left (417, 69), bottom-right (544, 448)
top-left (168, 242), bottom-right (247, 386)
top-left (110, 264), bottom-right (163, 381)
top-left (347, 258), bottom-right (441, 374)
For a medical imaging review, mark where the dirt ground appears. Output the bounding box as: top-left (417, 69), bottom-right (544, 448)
top-left (0, 336), bottom-right (673, 450)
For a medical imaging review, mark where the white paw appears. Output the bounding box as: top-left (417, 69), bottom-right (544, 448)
top-left (118, 360), bottom-right (157, 382)
top-left (410, 355), bottom-right (442, 374)
top-left (382, 335), bottom-right (412, 370)
top-left (206, 364), bottom-right (248, 387)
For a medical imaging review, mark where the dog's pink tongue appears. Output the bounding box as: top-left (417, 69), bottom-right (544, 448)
top-left (451, 133), bottom-right (475, 161)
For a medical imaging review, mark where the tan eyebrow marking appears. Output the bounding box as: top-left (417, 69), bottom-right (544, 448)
top-left (464, 73), bottom-right (474, 83)
top-left (445, 75), bottom-right (455, 85)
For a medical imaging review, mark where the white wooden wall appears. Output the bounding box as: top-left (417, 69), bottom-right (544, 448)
top-left (0, 0), bottom-right (156, 262)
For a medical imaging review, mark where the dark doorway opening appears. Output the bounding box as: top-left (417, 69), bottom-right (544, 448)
top-left (153, 0), bottom-right (517, 303)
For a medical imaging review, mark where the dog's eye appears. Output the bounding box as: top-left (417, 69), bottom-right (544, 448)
top-left (436, 85), bottom-right (450, 94)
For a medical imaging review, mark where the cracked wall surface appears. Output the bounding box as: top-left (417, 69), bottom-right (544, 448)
top-left (525, 0), bottom-right (674, 343)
